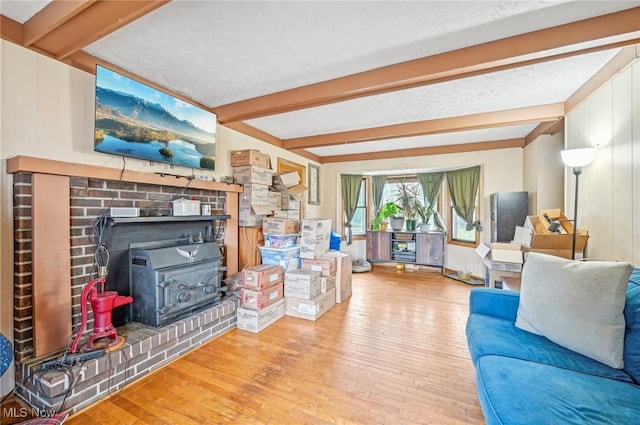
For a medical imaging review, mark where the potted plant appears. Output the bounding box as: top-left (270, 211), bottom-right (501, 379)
top-left (416, 201), bottom-right (433, 232)
top-left (373, 202), bottom-right (400, 231)
top-left (393, 179), bottom-right (420, 231)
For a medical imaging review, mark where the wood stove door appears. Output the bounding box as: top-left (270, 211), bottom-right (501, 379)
top-left (160, 268), bottom-right (197, 318)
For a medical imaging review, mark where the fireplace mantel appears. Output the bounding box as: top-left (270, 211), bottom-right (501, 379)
top-left (6, 155), bottom-right (243, 194)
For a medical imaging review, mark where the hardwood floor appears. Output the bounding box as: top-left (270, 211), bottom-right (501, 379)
top-left (66, 267), bottom-right (485, 425)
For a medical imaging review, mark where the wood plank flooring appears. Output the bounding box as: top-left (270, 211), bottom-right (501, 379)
top-left (66, 267), bottom-right (484, 425)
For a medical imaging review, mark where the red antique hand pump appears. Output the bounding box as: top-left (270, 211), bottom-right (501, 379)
top-left (70, 246), bottom-right (132, 353)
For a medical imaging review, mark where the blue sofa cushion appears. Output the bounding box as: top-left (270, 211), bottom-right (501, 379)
top-left (476, 355), bottom-right (640, 425)
top-left (467, 312), bottom-right (633, 383)
top-left (624, 268), bottom-right (640, 383)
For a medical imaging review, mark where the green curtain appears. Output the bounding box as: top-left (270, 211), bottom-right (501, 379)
top-left (341, 174), bottom-right (363, 245)
top-left (417, 172), bottom-right (445, 231)
top-left (371, 175), bottom-right (386, 228)
top-left (445, 166), bottom-right (482, 231)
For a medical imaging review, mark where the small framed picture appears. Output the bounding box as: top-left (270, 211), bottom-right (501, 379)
top-left (308, 164), bottom-right (320, 205)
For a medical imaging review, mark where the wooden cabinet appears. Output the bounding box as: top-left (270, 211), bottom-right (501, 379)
top-left (239, 226), bottom-right (264, 269)
top-left (366, 231), bottom-right (392, 260)
top-left (415, 232), bottom-right (445, 267)
top-left (366, 230), bottom-right (445, 272)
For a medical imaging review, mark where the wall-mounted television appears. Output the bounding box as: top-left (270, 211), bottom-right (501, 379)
top-left (94, 65), bottom-right (217, 170)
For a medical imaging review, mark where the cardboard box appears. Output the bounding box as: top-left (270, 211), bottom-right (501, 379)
top-left (230, 149), bottom-right (271, 169)
top-left (301, 257), bottom-right (337, 277)
top-left (521, 247), bottom-right (584, 260)
top-left (323, 251), bottom-right (352, 303)
top-left (475, 242), bottom-right (523, 272)
top-left (520, 215), bottom-right (588, 253)
top-left (236, 298), bottom-right (285, 333)
top-left (269, 191), bottom-right (282, 210)
top-left (263, 217), bottom-right (300, 235)
top-left (241, 283), bottom-right (284, 310)
top-left (281, 194), bottom-right (301, 210)
top-left (285, 288), bottom-right (336, 321)
top-left (320, 275), bottom-right (336, 293)
top-left (273, 210), bottom-right (300, 220)
top-left (284, 269), bottom-right (322, 299)
top-left (233, 165), bottom-right (273, 185)
top-left (240, 183), bottom-right (270, 206)
top-left (273, 172), bottom-right (300, 188)
top-left (239, 204), bottom-right (270, 227)
top-left (300, 218), bottom-right (332, 259)
top-left (242, 264), bottom-right (284, 290)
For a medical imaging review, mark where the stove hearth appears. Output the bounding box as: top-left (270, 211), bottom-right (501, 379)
top-left (129, 241), bottom-right (226, 327)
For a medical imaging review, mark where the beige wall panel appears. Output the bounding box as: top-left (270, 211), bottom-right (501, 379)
top-left (633, 61), bottom-right (640, 264)
top-left (32, 174), bottom-right (72, 357)
top-left (611, 69), bottom-right (634, 262)
top-left (566, 59), bottom-right (639, 265)
top-left (524, 133), bottom-right (564, 215)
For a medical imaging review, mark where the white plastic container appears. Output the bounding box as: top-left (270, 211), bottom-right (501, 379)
top-left (172, 198), bottom-right (201, 216)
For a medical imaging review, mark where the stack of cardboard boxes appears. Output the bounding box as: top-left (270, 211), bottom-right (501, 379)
top-left (272, 172), bottom-right (306, 220)
top-left (232, 149), bottom-right (273, 226)
top-left (237, 264), bottom-right (286, 333)
top-left (260, 218), bottom-right (301, 272)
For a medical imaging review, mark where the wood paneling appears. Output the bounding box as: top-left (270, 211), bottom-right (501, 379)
top-left (565, 60), bottom-right (640, 265)
top-left (32, 174), bottom-right (72, 357)
top-left (239, 226), bottom-right (264, 269)
top-left (67, 268), bottom-right (484, 424)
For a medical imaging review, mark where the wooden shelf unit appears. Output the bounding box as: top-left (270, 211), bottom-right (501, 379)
top-left (366, 230), bottom-right (445, 273)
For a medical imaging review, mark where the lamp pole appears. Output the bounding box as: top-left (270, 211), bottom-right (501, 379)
top-left (571, 166), bottom-right (582, 260)
top-left (561, 147), bottom-right (596, 260)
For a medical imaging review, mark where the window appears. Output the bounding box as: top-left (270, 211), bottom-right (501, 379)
top-left (446, 181), bottom-right (481, 247)
top-left (345, 180), bottom-right (367, 237)
top-left (450, 208), bottom-right (477, 243)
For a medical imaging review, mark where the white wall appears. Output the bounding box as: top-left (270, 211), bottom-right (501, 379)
top-left (565, 59), bottom-right (640, 265)
top-left (0, 39), bottom-right (13, 397)
top-left (524, 132), bottom-right (564, 214)
top-left (322, 148), bottom-right (525, 277)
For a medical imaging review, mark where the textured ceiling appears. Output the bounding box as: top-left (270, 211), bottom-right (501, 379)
top-left (1, 0), bottom-right (639, 162)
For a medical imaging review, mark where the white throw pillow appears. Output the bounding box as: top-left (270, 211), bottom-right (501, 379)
top-left (515, 252), bottom-right (633, 369)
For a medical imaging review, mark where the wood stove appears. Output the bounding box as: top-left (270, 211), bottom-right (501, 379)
top-left (129, 241), bottom-right (226, 327)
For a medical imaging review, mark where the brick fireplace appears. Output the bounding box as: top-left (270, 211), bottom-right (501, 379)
top-left (7, 156), bottom-right (241, 414)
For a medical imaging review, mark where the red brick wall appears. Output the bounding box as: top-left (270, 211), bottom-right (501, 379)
top-left (12, 174), bottom-right (226, 363)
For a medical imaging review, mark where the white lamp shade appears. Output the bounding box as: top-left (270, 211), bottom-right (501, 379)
top-left (561, 148), bottom-right (597, 168)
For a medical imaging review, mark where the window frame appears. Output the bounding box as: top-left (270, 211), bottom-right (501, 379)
top-left (342, 176), bottom-right (368, 240)
top-left (445, 178), bottom-right (481, 248)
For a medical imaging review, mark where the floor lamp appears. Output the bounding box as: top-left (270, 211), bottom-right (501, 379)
top-left (560, 148), bottom-right (597, 260)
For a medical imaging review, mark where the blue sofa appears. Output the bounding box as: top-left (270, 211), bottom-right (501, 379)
top-left (466, 268), bottom-right (640, 424)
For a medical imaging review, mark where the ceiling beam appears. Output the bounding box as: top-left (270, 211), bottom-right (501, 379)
top-left (22, 0), bottom-right (97, 47)
top-left (215, 7), bottom-right (640, 123)
top-left (283, 103), bottom-right (564, 150)
top-left (0, 15), bottom-right (23, 45)
top-left (565, 45), bottom-right (640, 113)
top-left (27, 0), bottom-right (170, 60)
top-left (320, 139), bottom-right (524, 164)
top-left (524, 119), bottom-right (565, 146)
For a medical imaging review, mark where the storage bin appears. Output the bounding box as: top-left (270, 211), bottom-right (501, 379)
top-left (264, 234), bottom-right (298, 249)
top-left (259, 245), bottom-right (300, 272)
